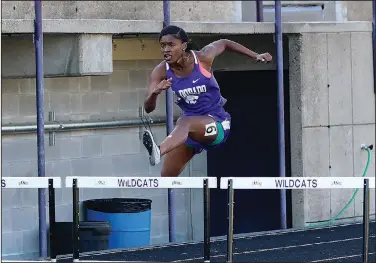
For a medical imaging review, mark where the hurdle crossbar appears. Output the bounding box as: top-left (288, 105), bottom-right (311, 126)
top-left (220, 177), bottom-right (376, 190)
top-left (65, 176), bottom-right (217, 189)
top-left (1, 177), bottom-right (61, 189)
top-left (221, 177), bottom-right (374, 263)
top-left (65, 176), bottom-right (217, 262)
top-left (1, 177), bottom-right (61, 262)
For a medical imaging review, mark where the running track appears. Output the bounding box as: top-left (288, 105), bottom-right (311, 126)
top-left (59, 221), bottom-right (375, 262)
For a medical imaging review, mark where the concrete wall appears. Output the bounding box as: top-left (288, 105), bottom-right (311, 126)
top-left (288, 31), bottom-right (375, 227)
top-left (1, 1), bottom-right (238, 22)
top-left (336, 1), bottom-right (372, 21)
top-left (1, 58), bottom-right (208, 259)
top-left (1, 34), bottom-right (113, 78)
top-left (3, 0), bottom-right (372, 23)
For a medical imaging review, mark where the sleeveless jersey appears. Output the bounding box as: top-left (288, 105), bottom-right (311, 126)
top-left (165, 51), bottom-right (228, 120)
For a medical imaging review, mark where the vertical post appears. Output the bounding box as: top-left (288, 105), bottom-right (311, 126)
top-left (72, 179), bottom-right (80, 262)
top-left (275, 0), bottom-right (287, 230)
top-left (163, 0), bottom-right (176, 243)
top-left (48, 179), bottom-right (56, 262)
top-left (256, 0), bottom-right (264, 22)
top-left (203, 179), bottom-right (210, 262)
top-left (34, 0), bottom-right (47, 257)
top-left (362, 179), bottom-right (370, 263)
top-left (373, 0), bottom-right (376, 95)
top-left (372, 0), bottom-right (376, 186)
top-left (226, 179), bottom-right (234, 263)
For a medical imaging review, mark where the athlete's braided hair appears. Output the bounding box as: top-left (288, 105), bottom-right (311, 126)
top-left (159, 25), bottom-right (200, 51)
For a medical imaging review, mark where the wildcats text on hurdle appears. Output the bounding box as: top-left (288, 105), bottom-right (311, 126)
top-left (117, 178), bottom-right (159, 188)
top-left (274, 178), bottom-right (318, 188)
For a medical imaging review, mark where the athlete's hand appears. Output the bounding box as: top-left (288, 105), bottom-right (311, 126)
top-left (153, 78), bottom-right (172, 95)
top-left (256, 53), bottom-right (272, 63)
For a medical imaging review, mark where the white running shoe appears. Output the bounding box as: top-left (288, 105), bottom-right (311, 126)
top-left (142, 130), bottom-right (161, 166)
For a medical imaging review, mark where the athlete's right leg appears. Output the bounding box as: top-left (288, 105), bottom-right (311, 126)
top-left (161, 144), bottom-right (196, 177)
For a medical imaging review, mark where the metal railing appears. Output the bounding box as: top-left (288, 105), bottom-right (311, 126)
top-left (1, 116), bottom-right (177, 135)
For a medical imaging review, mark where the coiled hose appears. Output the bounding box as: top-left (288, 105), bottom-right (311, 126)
top-left (306, 147), bottom-right (372, 228)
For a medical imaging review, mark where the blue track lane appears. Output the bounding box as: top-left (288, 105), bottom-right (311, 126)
top-left (59, 222), bottom-right (375, 262)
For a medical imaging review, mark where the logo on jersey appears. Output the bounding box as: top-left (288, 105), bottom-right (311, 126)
top-left (178, 85), bottom-right (207, 104)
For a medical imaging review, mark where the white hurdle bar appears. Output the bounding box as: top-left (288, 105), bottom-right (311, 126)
top-left (1, 177), bottom-right (62, 262)
top-left (220, 177), bottom-right (375, 263)
top-left (65, 176), bottom-right (217, 262)
top-left (1, 177), bottom-right (61, 189)
top-left (220, 176), bottom-right (376, 190)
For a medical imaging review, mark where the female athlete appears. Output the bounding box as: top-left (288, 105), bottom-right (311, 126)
top-left (142, 25), bottom-right (272, 177)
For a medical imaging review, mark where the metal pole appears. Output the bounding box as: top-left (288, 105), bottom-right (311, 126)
top-left (373, 0), bottom-right (376, 94)
top-left (72, 179), bottom-right (80, 262)
top-left (163, 0), bottom-right (176, 243)
top-left (275, 0), bottom-right (287, 230)
top-left (362, 179), bottom-right (370, 263)
top-left (34, 0), bottom-right (47, 257)
top-left (372, 0), bottom-right (376, 193)
top-left (256, 0), bottom-right (264, 22)
top-left (226, 179), bottom-right (234, 263)
top-left (203, 179), bottom-right (210, 262)
top-left (48, 179), bottom-right (56, 262)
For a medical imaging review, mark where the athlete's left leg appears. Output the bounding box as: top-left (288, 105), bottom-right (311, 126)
top-left (160, 143), bottom-right (196, 177)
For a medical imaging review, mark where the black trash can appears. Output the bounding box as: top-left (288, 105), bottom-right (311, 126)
top-left (52, 221), bottom-right (111, 256)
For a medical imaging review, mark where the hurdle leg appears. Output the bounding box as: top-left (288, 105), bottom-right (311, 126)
top-left (362, 178), bottom-right (370, 263)
top-left (48, 179), bottom-right (56, 262)
top-left (226, 179), bottom-right (234, 263)
top-left (72, 179), bottom-right (80, 262)
top-left (203, 179), bottom-right (211, 262)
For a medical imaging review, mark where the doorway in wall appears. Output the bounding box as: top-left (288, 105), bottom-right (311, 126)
top-left (207, 70), bottom-right (292, 237)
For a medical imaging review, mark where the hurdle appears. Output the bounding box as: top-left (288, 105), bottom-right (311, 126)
top-left (65, 176), bottom-right (217, 262)
top-left (220, 176), bottom-right (376, 263)
top-left (1, 177), bottom-right (62, 262)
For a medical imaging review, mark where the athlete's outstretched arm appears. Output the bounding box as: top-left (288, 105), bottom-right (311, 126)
top-left (198, 39), bottom-right (271, 65)
top-left (144, 63), bottom-right (170, 113)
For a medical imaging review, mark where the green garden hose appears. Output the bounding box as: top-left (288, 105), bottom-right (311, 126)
top-left (306, 147), bottom-right (371, 228)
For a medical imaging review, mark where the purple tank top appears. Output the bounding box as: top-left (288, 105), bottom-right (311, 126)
top-left (165, 51), bottom-right (228, 121)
